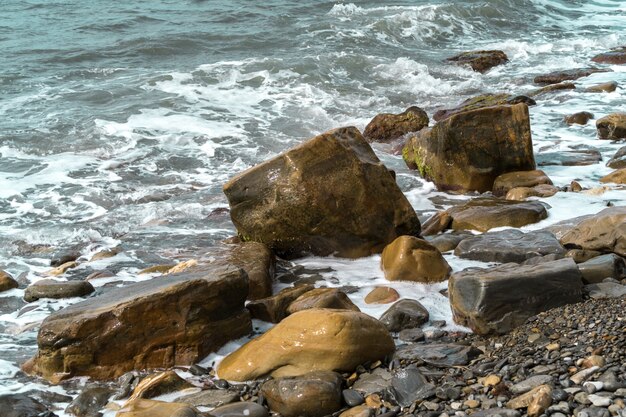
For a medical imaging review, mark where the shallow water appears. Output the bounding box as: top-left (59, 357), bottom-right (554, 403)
top-left (0, 0), bottom-right (625, 412)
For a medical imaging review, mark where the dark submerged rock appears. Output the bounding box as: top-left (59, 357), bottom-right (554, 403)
top-left (446, 50), bottom-right (509, 73)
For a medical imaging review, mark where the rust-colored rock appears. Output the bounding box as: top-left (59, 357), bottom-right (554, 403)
top-left (247, 284), bottom-right (314, 323)
top-left (287, 288), bottom-right (360, 314)
top-left (446, 50), bottom-right (509, 73)
top-left (597, 113), bottom-right (626, 140)
top-left (433, 93), bottom-right (534, 122)
top-left (27, 265), bottom-right (251, 382)
top-left (447, 198), bottom-right (548, 232)
top-left (224, 127), bottom-right (420, 259)
top-left (492, 170), bottom-right (553, 197)
top-left (381, 236), bottom-right (451, 283)
top-left (600, 168), bottom-right (626, 184)
top-left (533, 68), bottom-right (609, 85)
top-left (560, 206), bottom-right (626, 256)
top-left (363, 107), bottom-right (429, 143)
top-left (592, 46), bottom-right (626, 65)
top-left (364, 287), bottom-right (400, 305)
top-left (217, 309), bottom-right (395, 381)
top-left (403, 104), bottom-right (535, 193)
top-left (564, 111), bottom-right (594, 125)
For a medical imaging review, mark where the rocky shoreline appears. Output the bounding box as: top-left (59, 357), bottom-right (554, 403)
top-left (1, 46), bottom-right (625, 417)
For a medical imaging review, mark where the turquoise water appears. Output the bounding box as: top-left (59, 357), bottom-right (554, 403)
top-left (0, 0), bottom-right (625, 409)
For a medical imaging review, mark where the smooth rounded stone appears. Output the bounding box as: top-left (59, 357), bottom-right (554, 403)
top-left (560, 206), bottom-right (626, 257)
top-left (261, 371), bottom-right (342, 417)
top-left (599, 371), bottom-right (624, 391)
top-left (454, 229), bottom-right (565, 263)
top-left (342, 389), bottom-right (365, 407)
top-left (128, 371), bottom-right (193, 401)
top-left (537, 149), bottom-right (603, 167)
top-left (0, 394), bottom-right (49, 417)
top-left (592, 47), bottom-right (626, 64)
top-left (287, 288), bottom-right (359, 314)
top-left (571, 367), bottom-right (601, 385)
top-left (379, 299), bottom-right (429, 332)
top-left (339, 405), bottom-right (373, 417)
top-left (575, 392), bottom-right (592, 405)
top-left (169, 389), bottom-right (237, 409)
top-left (223, 126), bottom-right (421, 259)
top-left (28, 265), bottom-right (251, 382)
top-left (582, 356), bottom-right (606, 369)
top-left (116, 399), bottom-right (202, 417)
top-left (352, 368), bottom-right (393, 395)
top-left (565, 112), bottom-right (594, 125)
top-left (469, 408), bottom-right (521, 417)
top-left (533, 68), bottom-right (609, 85)
top-left (0, 270), bottom-right (19, 292)
top-left (583, 382), bottom-right (603, 394)
top-left (585, 282), bottom-right (626, 299)
top-left (363, 106), bottom-right (429, 143)
top-left (447, 198), bottom-right (548, 232)
top-left (65, 386), bottom-right (112, 416)
top-left (492, 170), bottom-right (553, 197)
top-left (586, 81), bottom-right (619, 93)
top-left (217, 309), bottom-right (395, 381)
top-left (552, 389), bottom-right (569, 402)
top-left (600, 168), bottom-right (626, 184)
top-left (425, 233), bottom-right (470, 253)
top-left (505, 184), bottom-right (558, 200)
top-left (246, 284), bottom-right (314, 323)
top-left (390, 366), bottom-right (436, 406)
top-left (403, 103), bottom-right (535, 193)
top-left (208, 402), bottom-right (268, 417)
top-left (597, 113), bottom-right (626, 140)
top-left (510, 375), bottom-right (553, 395)
top-left (607, 146), bottom-right (626, 169)
top-left (507, 384), bottom-right (552, 416)
top-left (24, 279), bottom-right (95, 302)
top-left (394, 343), bottom-right (480, 367)
top-left (381, 236), bottom-right (451, 283)
top-left (364, 287), bottom-right (400, 305)
top-left (529, 81), bottom-right (576, 97)
top-left (446, 50), bottom-right (509, 73)
top-left (578, 406), bottom-right (611, 417)
top-left (578, 254), bottom-right (625, 284)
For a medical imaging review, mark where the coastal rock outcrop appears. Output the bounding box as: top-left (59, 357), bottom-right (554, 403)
top-left (23, 279), bottom-right (95, 302)
top-left (592, 46), bottom-right (626, 65)
top-left (449, 258), bottom-right (583, 335)
top-left (432, 94), bottom-right (534, 122)
top-left (600, 168), bottom-right (626, 184)
top-left (403, 104), bottom-right (535, 193)
top-left (447, 198), bottom-right (548, 232)
top-left (26, 265), bottom-right (251, 382)
top-left (0, 270), bottom-right (18, 293)
top-left (217, 309), bottom-right (395, 381)
top-left (446, 50), bottom-right (509, 73)
top-left (381, 236), bottom-right (451, 283)
top-left (492, 170), bottom-right (553, 196)
top-left (564, 111), bottom-right (594, 125)
top-left (607, 145), bottom-right (626, 169)
top-left (454, 229), bottom-right (566, 263)
top-left (223, 127), bottom-right (421, 259)
top-left (363, 107), bottom-right (429, 143)
top-left (533, 68), bottom-right (609, 85)
top-left (596, 113), bottom-right (626, 140)
top-left (559, 206), bottom-right (626, 256)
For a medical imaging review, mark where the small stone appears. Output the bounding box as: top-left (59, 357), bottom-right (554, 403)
top-left (422, 401), bottom-right (440, 411)
top-left (510, 375), bottom-right (553, 395)
top-left (66, 387), bottom-right (113, 417)
top-left (527, 385), bottom-right (552, 417)
top-left (584, 382), bottom-right (604, 394)
top-left (464, 399), bottom-right (480, 409)
top-left (364, 287), bottom-right (400, 305)
top-left (481, 375), bottom-right (501, 387)
top-left (24, 279), bottom-right (95, 302)
top-left (571, 366), bottom-right (600, 385)
top-left (582, 356), bottom-right (606, 369)
top-left (210, 401), bottom-right (269, 417)
top-left (398, 328), bottom-right (425, 343)
top-left (342, 390), bottom-right (365, 407)
top-left (547, 343), bottom-right (560, 351)
top-left (47, 261), bottom-right (78, 276)
top-left (575, 392), bottom-right (592, 405)
top-left (588, 394), bottom-right (612, 407)
top-left (379, 299), bottom-right (429, 332)
top-left (339, 405), bottom-right (373, 417)
top-left (177, 389), bottom-right (239, 408)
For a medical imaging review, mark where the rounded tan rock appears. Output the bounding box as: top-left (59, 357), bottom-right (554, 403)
top-left (600, 168), bottom-right (626, 184)
top-left (364, 287), bottom-right (400, 305)
top-left (217, 309), bottom-right (395, 381)
top-left (381, 236), bottom-right (451, 283)
top-left (287, 288), bottom-right (359, 314)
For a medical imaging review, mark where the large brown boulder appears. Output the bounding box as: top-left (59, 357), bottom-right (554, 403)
top-left (560, 206), bottom-right (626, 257)
top-left (446, 50), bottom-right (509, 73)
top-left (217, 309), bottom-right (395, 381)
top-left (447, 198), bottom-right (548, 232)
top-left (596, 113), bottom-right (626, 140)
top-left (224, 127), bottom-right (421, 259)
top-left (592, 46), bottom-right (626, 65)
top-left (381, 236), bottom-right (451, 283)
top-left (363, 107), bottom-right (429, 143)
top-left (433, 94), bottom-right (535, 122)
top-left (24, 279), bottom-right (95, 302)
top-left (221, 241), bottom-right (275, 300)
top-left (287, 288), bottom-right (360, 314)
top-left (449, 258), bottom-right (583, 335)
top-left (403, 104), bottom-right (535, 193)
top-left (0, 271), bottom-right (18, 293)
top-left (533, 68), bottom-right (609, 85)
top-left (26, 265), bottom-right (251, 382)
top-left (492, 170), bottom-right (552, 196)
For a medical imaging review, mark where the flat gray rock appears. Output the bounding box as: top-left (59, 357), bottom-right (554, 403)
top-left (586, 282), bottom-right (626, 299)
top-left (394, 343), bottom-right (481, 367)
top-left (178, 389), bottom-right (239, 408)
top-left (578, 254), bottom-right (626, 284)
